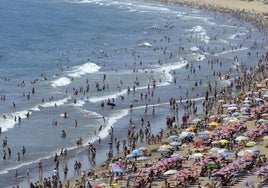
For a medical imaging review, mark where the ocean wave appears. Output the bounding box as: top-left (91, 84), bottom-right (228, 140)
top-left (88, 89), bottom-right (128, 103)
top-left (98, 109), bottom-right (129, 139)
top-left (138, 42), bottom-right (152, 47)
top-left (186, 25), bottom-right (210, 43)
top-left (67, 62), bottom-right (101, 78)
top-left (0, 110), bottom-right (33, 132)
top-left (214, 46), bottom-right (248, 56)
top-left (39, 97), bottom-right (71, 108)
top-left (51, 77), bottom-right (72, 88)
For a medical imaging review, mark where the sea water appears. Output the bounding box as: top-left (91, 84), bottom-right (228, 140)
top-left (0, 0), bottom-right (267, 186)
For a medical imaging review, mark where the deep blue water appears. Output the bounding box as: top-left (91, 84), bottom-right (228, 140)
top-left (0, 0), bottom-right (267, 186)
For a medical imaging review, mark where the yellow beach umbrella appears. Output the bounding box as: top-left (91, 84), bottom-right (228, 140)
top-left (229, 118), bottom-right (239, 122)
top-left (246, 141), bottom-right (257, 147)
top-left (186, 126), bottom-right (196, 132)
top-left (219, 139), bottom-right (230, 144)
top-left (209, 121), bottom-right (219, 126)
top-left (256, 83), bottom-right (265, 88)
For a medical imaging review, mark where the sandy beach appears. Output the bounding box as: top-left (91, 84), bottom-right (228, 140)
top-left (22, 0), bottom-right (268, 188)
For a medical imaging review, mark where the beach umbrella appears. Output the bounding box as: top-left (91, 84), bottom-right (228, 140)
top-left (248, 146), bottom-right (260, 152)
top-left (190, 153), bottom-right (203, 159)
top-left (218, 99), bottom-right (225, 103)
top-left (206, 161), bottom-right (217, 168)
top-left (138, 147), bottom-right (147, 151)
top-left (137, 156), bottom-right (148, 161)
top-left (222, 104), bottom-right (230, 108)
top-left (229, 117), bottom-right (239, 122)
top-left (220, 151), bottom-right (233, 158)
top-left (241, 179), bottom-right (256, 186)
top-left (261, 113), bottom-right (268, 117)
top-left (163, 169), bottom-right (178, 175)
top-left (210, 147), bottom-right (222, 153)
top-left (236, 114), bottom-right (246, 119)
top-left (97, 183), bottom-right (109, 188)
top-left (178, 131), bottom-right (195, 139)
top-left (186, 126), bottom-right (196, 132)
top-left (168, 135), bottom-right (179, 141)
top-left (111, 164), bottom-right (124, 173)
top-left (169, 141), bottom-right (180, 146)
top-left (199, 134), bottom-right (209, 140)
top-left (246, 141), bottom-right (257, 147)
top-left (229, 103), bottom-right (238, 107)
top-left (237, 150), bottom-right (248, 156)
top-left (159, 144), bottom-right (173, 149)
top-left (157, 148), bottom-right (170, 152)
top-left (241, 111), bottom-right (251, 115)
top-left (131, 149), bottom-right (142, 155)
top-left (171, 153), bottom-right (180, 157)
top-left (93, 185), bottom-right (102, 188)
top-left (209, 121), bottom-right (219, 126)
top-left (235, 136), bottom-right (249, 141)
top-left (258, 119), bottom-right (267, 123)
top-left (228, 106), bottom-right (237, 111)
top-left (192, 118), bottom-right (202, 123)
top-left (256, 83), bottom-right (265, 88)
top-left (232, 112), bottom-right (241, 117)
top-left (126, 153), bottom-right (136, 159)
top-left (263, 135), bottom-right (268, 141)
top-left (219, 139), bottom-right (230, 144)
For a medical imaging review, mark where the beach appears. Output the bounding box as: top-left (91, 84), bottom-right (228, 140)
top-left (0, 0), bottom-right (267, 187)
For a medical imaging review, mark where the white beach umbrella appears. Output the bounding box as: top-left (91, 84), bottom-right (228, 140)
top-left (137, 156), bottom-right (148, 161)
top-left (164, 169), bottom-right (178, 175)
top-left (228, 106), bottom-right (237, 111)
top-left (169, 141), bottom-right (180, 146)
top-left (222, 104), bottom-right (230, 108)
top-left (190, 153), bottom-right (203, 159)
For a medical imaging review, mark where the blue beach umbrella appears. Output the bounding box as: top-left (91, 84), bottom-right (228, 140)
top-left (126, 153), bottom-right (136, 159)
top-left (131, 149), bottom-right (142, 155)
top-left (199, 134), bottom-right (209, 140)
top-left (157, 148), bottom-right (170, 152)
top-left (168, 135), bottom-right (179, 141)
top-left (221, 151), bottom-right (233, 158)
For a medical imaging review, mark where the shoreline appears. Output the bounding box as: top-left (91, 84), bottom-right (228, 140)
top-left (145, 0), bottom-right (268, 31)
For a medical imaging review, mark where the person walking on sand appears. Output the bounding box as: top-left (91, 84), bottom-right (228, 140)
top-left (63, 165), bottom-right (68, 179)
top-left (38, 160), bottom-right (43, 173)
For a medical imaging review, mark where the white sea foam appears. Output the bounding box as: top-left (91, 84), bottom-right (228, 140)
top-left (98, 109), bottom-right (129, 139)
top-left (51, 77), bottom-right (72, 88)
top-left (187, 25), bottom-right (210, 43)
top-left (89, 89), bottom-right (128, 103)
top-left (39, 97), bottom-right (70, 108)
top-left (214, 47), bottom-right (248, 56)
top-left (229, 31), bottom-right (246, 39)
top-left (190, 46), bottom-right (200, 51)
top-left (67, 62), bottom-right (101, 78)
top-left (138, 42), bottom-right (152, 47)
top-left (68, 99), bottom-right (85, 107)
top-left (0, 110), bottom-right (33, 132)
top-left (191, 53), bottom-right (206, 61)
top-left (218, 39), bottom-right (229, 44)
